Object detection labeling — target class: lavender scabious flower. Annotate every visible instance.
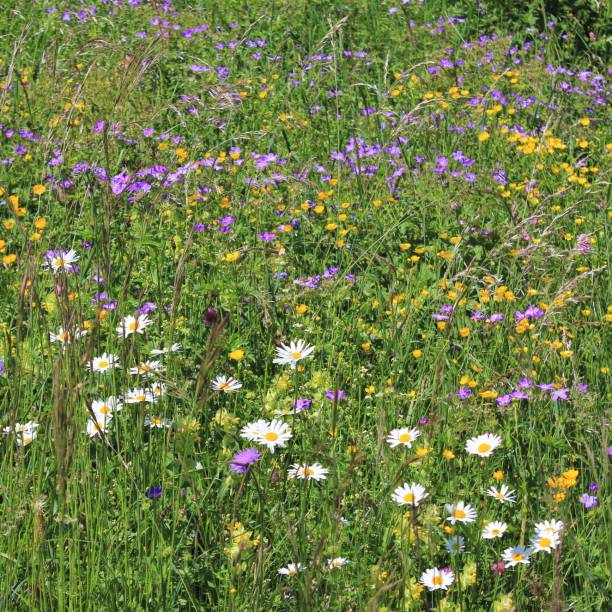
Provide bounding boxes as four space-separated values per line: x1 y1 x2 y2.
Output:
230 448 261 473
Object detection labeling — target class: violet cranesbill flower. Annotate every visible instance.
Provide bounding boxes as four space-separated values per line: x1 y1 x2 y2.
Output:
230 448 261 474
326 390 345 401
456 387 472 400
293 398 312 413
145 485 163 500
550 388 569 401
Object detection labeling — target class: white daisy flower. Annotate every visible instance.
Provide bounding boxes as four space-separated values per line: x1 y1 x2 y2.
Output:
150 343 181 355
530 531 560 553
145 416 172 429
502 545 532 567
3 421 39 446
445 501 477 524
327 557 349 570
50 326 87 346
87 353 120 373
250 419 292 452
419 567 455 591
272 339 315 369
150 382 167 397
123 388 156 404
288 463 328 481
391 482 428 506
86 414 112 438
386 427 420 448
128 360 163 377
239 419 269 441
482 521 508 539
211 375 242 392
465 433 502 457
278 563 305 576
486 484 517 504
116 314 152 338
444 536 465 555
534 519 564 536
91 397 122 419
46 248 79 272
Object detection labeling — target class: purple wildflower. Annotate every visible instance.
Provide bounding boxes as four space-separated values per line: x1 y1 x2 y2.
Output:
550 388 569 401
456 387 472 399
230 448 261 473
579 493 598 510
145 485 163 500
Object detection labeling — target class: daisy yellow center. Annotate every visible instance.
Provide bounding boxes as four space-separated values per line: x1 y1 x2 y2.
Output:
55 257 64 266
152 418 162 425
399 433 412 443
219 382 229 389
291 351 302 359
512 553 524 562
98 360 109 369
136 394 145 401
265 432 279 442
403 492 415 503
432 576 443 586
539 537 551 548
477 442 492 453
453 509 466 519
495 492 505 499
303 467 315 476
492 529 500 535
99 405 111 414
129 321 138 331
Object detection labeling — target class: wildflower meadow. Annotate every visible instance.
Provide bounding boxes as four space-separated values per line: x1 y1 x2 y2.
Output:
0 1 610 610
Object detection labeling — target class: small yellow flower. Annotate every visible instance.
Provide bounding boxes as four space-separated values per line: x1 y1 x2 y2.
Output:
493 470 504 480
228 349 245 361
34 217 47 230
224 251 240 263
459 327 470 338
415 447 431 457
479 390 498 399
295 304 308 315
365 385 376 394
442 449 455 460
412 349 423 359
478 131 490 142
3 253 17 265
33 184 46 196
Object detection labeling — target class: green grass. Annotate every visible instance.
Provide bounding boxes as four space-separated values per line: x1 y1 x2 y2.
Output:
0 1 610 610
